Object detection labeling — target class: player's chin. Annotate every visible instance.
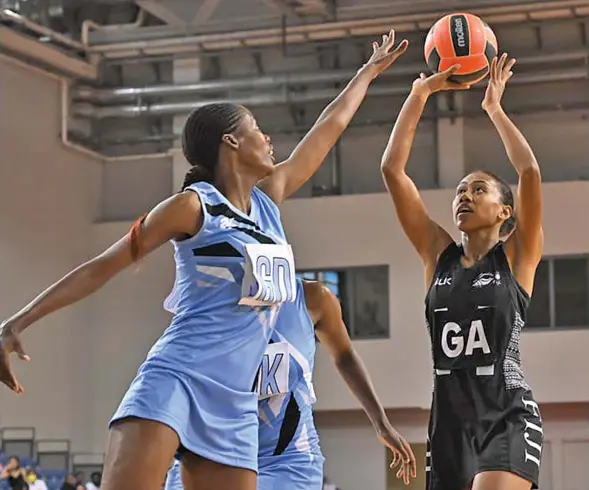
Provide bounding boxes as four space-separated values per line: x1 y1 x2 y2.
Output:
249 157 275 180
455 215 478 233
260 157 277 175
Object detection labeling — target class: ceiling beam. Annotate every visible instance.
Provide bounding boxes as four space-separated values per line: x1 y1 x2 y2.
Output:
262 0 301 19
192 0 223 25
135 0 186 26
263 0 329 18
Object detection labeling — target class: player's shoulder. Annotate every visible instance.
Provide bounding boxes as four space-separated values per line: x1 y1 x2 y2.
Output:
302 280 337 318
302 280 325 302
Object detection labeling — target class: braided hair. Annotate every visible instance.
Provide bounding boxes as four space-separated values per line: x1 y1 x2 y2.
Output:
181 103 246 190
129 103 246 262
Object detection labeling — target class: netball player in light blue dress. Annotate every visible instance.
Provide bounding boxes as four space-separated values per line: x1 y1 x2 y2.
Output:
0 31 408 490
165 279 417 490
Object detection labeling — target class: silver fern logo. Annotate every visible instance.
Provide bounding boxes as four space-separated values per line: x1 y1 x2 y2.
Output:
472 272 501 288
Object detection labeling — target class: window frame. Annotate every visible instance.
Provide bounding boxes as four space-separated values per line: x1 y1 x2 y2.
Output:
525 254 589 332
296 265 390 340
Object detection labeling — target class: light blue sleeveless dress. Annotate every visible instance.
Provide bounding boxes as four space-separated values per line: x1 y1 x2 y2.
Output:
256 279 324 489
165 280 324 490
110 182 297 472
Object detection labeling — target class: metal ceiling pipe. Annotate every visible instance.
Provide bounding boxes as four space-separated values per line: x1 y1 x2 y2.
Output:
73 68 589 119
84 0 589 58
73 85 409 119
0 8 85 51
97 99 589 146
73 49 589 103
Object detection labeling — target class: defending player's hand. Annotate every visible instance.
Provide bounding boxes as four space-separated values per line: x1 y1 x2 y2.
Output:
482 53 516 114
0 320 29 394
361 29 409 79
411 65 472 99
377 426 417 485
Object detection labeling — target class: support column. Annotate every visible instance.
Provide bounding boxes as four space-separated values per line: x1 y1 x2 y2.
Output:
172 58 201 192
436 92 465 188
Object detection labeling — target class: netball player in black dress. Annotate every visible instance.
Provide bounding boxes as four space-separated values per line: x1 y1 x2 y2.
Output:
381 55 544 490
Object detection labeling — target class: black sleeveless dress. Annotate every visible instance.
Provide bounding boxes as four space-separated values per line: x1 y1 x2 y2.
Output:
424 242 543 490
7 473 28 490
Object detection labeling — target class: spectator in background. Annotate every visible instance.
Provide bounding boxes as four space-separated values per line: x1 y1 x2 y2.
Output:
73 474 84 489
60 474 83 490
0 457 27 490
25 469 47 490
85 473 100 490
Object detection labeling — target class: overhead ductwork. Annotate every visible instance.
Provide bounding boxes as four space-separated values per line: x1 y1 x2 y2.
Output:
73 68 589 119
94 98 589 148
0 9 97 80
85 0 589 59
73 49 589 103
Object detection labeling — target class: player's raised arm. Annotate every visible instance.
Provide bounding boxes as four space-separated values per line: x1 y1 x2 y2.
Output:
482 54 543 295
380 67 469 280
258 30 408 204
0 191 202 393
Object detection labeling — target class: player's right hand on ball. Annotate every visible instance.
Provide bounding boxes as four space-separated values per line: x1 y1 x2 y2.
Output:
0 320 29 394
412 64 471 99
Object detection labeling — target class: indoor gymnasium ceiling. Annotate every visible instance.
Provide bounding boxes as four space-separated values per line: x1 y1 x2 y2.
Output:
132 0 582 30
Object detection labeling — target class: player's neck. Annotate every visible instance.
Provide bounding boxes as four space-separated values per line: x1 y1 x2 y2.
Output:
460 230 500 264
215 164 259 215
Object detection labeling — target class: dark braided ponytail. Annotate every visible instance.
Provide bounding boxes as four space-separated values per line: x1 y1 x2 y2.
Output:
181 103 246 191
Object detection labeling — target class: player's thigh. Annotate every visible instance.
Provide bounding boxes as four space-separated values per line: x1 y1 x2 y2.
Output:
102 417 180 490
180 452 256 490
472 470 532 490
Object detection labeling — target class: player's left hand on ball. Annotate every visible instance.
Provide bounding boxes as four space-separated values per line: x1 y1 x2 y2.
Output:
377 426 417 485
482 53 516 113
362 29 409 79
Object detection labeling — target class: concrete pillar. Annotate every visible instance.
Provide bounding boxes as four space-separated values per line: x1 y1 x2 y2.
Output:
436 92 465 189
172 58 201 192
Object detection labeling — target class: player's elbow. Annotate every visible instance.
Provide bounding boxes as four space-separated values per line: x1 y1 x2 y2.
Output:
512 150 540 177
380 155 407 178
334 348 357 369
519 160 541 180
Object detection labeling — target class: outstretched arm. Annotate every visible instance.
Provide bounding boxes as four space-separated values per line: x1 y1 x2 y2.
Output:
259 30 408 204
304 281 416 485
482 55 543 294
380 67 467 283
0 191 203 393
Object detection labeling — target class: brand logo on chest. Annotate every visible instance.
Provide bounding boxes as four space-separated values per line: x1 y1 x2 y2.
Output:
472 271 501 288
219 216 238 229
434 275 452 287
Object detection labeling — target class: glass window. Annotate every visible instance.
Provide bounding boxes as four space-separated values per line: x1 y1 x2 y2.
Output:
297 266 389 339
346 266 389 339
553 257 589 327
527 260 550 328
526 256 589 331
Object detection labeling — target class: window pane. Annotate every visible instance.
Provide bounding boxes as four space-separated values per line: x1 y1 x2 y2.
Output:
554 257 589 327
346 266 389 339
322 271 339 284
527 260 550 328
